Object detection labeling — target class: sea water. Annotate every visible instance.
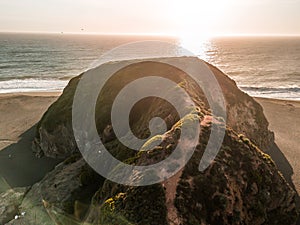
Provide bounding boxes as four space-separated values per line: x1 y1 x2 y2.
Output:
0 33 299 100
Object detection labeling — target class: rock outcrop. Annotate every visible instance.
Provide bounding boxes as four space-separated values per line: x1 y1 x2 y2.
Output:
0 187 29 225
33 57 273 159
2 155 102 225
22 57 298 224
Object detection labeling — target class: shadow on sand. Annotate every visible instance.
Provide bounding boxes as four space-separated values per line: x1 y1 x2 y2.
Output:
268 142 300 224
0 125 62 191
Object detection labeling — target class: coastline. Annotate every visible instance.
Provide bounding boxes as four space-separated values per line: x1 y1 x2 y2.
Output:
0 92 299 197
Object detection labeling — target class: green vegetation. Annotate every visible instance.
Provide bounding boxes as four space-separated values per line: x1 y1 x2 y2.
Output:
140 135 164 152
92 184 168 225
97 196 133 225
174 126 298 224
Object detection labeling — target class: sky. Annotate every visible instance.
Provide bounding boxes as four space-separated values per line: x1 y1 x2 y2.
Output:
0 0 300 37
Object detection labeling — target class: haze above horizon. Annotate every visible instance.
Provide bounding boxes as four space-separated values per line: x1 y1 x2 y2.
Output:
0 0 300 37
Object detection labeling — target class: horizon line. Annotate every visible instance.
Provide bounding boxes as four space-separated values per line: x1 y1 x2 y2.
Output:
0 31 176 37
1 30 300 38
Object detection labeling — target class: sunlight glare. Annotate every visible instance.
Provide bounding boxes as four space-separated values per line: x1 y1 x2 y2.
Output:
170 0 228 35
168 0 228 58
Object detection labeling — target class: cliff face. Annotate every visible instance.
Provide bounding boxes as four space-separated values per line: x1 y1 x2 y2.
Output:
207 64 274 151
23 57 298 224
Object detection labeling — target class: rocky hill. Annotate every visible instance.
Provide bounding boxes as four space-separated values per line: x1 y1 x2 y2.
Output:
1 57 298 224
33 58 274 159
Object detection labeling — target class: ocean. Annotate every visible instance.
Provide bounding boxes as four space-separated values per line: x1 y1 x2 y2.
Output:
0 33 299 100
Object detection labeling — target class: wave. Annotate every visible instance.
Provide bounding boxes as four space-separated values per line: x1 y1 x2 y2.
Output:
0 75 70 81
239 86 300 100
0 78 68 93
0 78 298 101
240 86 300 93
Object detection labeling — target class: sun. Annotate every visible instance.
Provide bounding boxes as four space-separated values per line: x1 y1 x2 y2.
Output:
165 0 229 56
168 0 229 38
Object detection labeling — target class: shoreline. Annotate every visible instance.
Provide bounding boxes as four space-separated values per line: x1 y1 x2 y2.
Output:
1 91 299 102
0 92 299 196
1 91 299 101
255 96 300 104
0 91 62 98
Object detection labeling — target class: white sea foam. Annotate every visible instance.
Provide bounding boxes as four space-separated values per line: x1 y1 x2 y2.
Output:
0 78 68 93
239 86 300 100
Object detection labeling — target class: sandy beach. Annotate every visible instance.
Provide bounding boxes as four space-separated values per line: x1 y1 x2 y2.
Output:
256 97 300 196
0 92 61 149
0 93 299 198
